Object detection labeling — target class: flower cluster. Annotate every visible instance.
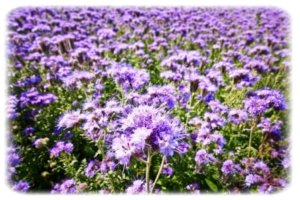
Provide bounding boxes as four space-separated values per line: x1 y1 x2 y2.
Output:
20 88 58 108
112 105 188 165
51 179 78 194
7 7 289 194
50 141 73 157
107 63 150 92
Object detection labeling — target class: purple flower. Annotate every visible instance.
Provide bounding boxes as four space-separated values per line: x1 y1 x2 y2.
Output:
85 160 101 177
229 68 259 89
113 105 186 164
162 165 173 175
186 183 200 194
245 174 261 186
254 161 269 173
258 184 273 194
204 112 226 129
243 97 267 116
244 89 287 115
50 141 73 157
107 63 149 92
208 100 228 114
126 180 147 194
20 88 57 108
130 127 152 150
196 127 213 145
146 85 177 109
195 149 216 167
256 89 287 110
112 135 134 165
62 70 95 89
24 126 34 136
228 109 248 124
57 110 85 129
12 181 30 192
206 69 224 86
51 179 77 194
221 160 241 175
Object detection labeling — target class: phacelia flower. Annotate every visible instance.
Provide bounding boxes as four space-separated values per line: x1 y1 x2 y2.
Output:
50 141 73 157
186 183 200 194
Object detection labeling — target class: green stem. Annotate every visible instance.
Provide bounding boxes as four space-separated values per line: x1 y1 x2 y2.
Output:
146 149 152 194
150 156 165 194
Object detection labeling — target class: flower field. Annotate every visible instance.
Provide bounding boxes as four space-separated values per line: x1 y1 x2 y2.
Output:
6 7 290 194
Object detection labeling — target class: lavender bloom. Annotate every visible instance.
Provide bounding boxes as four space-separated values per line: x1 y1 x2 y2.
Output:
130 127 152 150
228 109 248 124
126 180 147 194
250 45 270 55
112 135 134 165
255 89 287 110
162 165 173 175
160 70 183 81
258 184 274 194
244 60 269 73
186 183 200 194
245 174 261 186
57 110 85 129
107 63 150 92
61 70 95 89
85 160 101 177
146 85 177 109
20 88 58 108
213 61 234 73
229 68 259 89
7 95 18 119
258 117 282 136
254 161 269 173
112 105 186 164
206 69 224 86
243 97 267 116
12 181 30 192
24 126 34 136
221 160 241 175
204 112 226 129
244 89 287 115
97 28 116 40
195 127 213 145
51 179 77 194
50 141 73 157
208 100 228 114
195 149 216 167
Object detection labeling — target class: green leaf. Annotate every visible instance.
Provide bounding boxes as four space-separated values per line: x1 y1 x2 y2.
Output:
205 178 218 192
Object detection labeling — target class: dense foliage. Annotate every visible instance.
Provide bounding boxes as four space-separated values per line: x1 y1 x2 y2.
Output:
6 7 290 194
